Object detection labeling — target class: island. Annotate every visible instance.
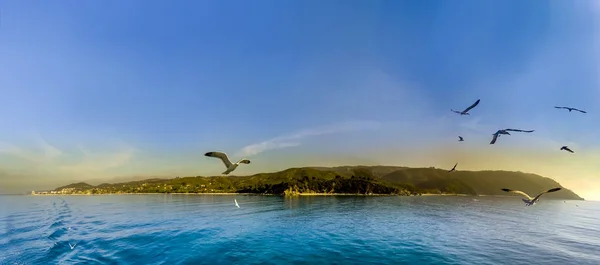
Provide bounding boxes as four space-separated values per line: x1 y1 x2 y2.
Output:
33 166 584 200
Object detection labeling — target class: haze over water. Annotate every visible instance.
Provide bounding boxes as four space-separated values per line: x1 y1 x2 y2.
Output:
1 195 599 265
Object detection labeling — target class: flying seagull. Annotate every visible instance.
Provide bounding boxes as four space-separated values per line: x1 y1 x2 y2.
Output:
501 187 562 206
458 136 464 142
68 242 77 250
489 128 534 144
451 99 480 115
234 199 240 208
205 151 251 175
560 146 574 153
448 163 457 173
554 106 586 113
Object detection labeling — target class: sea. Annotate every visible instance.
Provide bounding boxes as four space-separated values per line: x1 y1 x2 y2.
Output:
0 194 599 265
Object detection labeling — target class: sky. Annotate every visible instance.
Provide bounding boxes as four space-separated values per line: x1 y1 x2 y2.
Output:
1 0 599 200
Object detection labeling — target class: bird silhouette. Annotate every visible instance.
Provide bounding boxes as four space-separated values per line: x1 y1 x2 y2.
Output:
490 128 534 144
554 106 586 113
448 163 458 173
451 99 480 115
560 146 574 153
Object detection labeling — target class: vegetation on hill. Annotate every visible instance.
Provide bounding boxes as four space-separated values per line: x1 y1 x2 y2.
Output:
44 166 583 200
380 167 582 199
55 182 95 190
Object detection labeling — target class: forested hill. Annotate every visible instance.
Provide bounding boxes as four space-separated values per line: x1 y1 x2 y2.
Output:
372 166 583 200
48 166 583 200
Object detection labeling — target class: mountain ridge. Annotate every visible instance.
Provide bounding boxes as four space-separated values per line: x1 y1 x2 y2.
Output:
46 165 583 200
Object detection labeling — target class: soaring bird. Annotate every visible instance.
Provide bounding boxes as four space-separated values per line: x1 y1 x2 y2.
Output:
489 128 534 144
554 106 586 113
501 187 562 206
458 136 464 142
448 163 458 173
451 99 480 115
205 151 251 175
560 146 574 153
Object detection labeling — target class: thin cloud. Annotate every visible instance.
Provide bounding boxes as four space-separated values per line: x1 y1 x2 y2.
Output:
58 147 135 173
0 135 135 175
34 134 63 160
236 120 381 157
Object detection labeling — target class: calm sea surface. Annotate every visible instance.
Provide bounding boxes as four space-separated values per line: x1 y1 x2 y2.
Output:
1 195 599 265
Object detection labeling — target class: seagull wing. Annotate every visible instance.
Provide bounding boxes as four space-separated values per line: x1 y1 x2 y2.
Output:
554 106 566 110
237 159 251 164
234 199 240 208
566 147 574 153
459 136 463 141
205 151 233 168
450 109 461 114
490 133 499 144
573 108 587 113
532 187 561 202
501 188 533 200
505 129 534 133
462 99 481 113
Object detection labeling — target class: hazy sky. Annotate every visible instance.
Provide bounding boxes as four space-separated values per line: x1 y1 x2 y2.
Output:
1 1 599 200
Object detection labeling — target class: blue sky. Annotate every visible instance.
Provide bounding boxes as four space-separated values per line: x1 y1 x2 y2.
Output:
1 1 600 199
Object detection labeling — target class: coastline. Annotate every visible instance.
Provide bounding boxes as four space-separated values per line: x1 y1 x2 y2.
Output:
30 192 470 197
31 192 256 196
25 192 585 201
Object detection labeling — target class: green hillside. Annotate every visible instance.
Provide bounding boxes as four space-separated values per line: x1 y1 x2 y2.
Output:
310 165 408 178
47 166 584 200
379 167 582 200
55 182 95 190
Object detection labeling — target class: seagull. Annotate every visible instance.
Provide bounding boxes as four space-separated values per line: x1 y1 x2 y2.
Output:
501 187 561 206
458 136 464 142
554 106 586 113
489 128 534 144
68 242 77 250
448 163 457 173
560 146 574 153
451 99 480 115
234 199 240 208
204 151 251 175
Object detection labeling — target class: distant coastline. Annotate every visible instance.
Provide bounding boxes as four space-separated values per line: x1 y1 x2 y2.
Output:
29 192 478 197
35 165 585 200
30 192 413 196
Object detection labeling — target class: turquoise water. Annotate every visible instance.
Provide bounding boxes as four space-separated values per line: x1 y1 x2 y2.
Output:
1 195 599 265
